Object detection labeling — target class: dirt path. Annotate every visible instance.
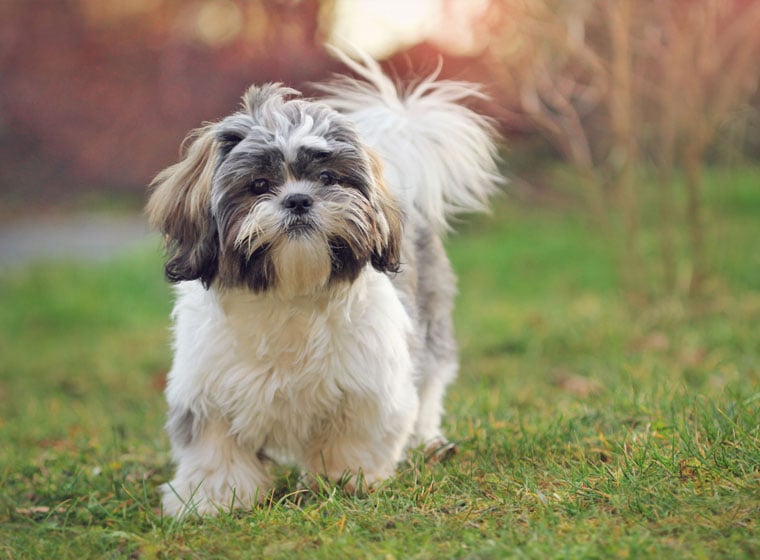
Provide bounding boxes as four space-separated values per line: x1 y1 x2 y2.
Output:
0 213 153 268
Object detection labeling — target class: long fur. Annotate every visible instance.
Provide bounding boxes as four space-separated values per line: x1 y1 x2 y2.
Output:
148 50 502 517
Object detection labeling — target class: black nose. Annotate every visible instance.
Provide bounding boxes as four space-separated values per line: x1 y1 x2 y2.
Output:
282 193 313 215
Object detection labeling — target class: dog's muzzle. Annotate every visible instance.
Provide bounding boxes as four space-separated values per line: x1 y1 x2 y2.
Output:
282 193 315 234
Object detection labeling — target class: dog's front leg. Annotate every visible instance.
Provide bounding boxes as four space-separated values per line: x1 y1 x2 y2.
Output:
162 413 270 517
303 392 419 493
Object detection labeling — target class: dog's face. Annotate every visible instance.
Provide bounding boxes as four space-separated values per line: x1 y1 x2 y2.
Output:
147 84 401 296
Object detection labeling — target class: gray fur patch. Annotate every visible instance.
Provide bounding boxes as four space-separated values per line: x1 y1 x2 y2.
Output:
166 406 204 448
391 217 459 382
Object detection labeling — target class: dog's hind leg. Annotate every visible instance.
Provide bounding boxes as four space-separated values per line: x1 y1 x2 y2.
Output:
412 358 459 461
408 230 460 461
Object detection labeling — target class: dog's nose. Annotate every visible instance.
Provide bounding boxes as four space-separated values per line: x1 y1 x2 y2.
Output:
282 193 313 215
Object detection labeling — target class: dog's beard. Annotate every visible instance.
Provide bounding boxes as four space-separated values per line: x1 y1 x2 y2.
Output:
270 236 332 297
223 187 377 297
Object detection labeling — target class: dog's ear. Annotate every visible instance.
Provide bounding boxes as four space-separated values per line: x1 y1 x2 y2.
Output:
146 125 220 287
367 152 403 273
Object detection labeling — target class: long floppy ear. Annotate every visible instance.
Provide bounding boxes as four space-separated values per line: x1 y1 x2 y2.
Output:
367 151 403 273
146 124 220 287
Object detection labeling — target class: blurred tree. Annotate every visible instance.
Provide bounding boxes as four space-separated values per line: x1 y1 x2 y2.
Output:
648 0 760 296
481 0 760 299
482 0 642 291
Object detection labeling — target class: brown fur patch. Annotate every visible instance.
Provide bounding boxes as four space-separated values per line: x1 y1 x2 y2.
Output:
368 150 402 273
146 125 220 286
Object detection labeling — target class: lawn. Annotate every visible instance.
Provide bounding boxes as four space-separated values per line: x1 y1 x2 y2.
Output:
1 166 758 559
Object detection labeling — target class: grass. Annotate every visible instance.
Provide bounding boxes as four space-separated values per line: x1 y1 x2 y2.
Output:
1 166 758 559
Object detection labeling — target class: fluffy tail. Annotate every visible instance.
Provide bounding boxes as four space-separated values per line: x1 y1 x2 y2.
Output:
316 47 503 232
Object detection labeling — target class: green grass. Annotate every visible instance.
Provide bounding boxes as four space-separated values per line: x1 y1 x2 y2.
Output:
1 167 759 559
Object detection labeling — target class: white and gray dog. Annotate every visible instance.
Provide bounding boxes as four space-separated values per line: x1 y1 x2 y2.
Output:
147 51 501 516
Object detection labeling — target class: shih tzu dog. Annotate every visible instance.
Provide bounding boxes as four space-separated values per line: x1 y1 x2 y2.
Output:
147 50 501 517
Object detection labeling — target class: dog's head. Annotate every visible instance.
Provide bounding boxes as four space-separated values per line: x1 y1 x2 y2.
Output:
147 84 402 297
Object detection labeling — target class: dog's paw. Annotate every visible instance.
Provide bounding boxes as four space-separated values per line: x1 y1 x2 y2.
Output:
424 439 459 463
161 482 218 518
161 480 263 518
300 468 384 497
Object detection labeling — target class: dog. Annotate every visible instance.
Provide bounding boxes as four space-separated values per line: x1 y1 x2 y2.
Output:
147 50 501 517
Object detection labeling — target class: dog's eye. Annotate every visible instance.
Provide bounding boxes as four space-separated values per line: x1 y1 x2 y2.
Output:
250 178 271 194
318 171 337 186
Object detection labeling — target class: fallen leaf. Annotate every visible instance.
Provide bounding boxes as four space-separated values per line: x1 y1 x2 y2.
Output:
552 369 602 397
15 506 67 515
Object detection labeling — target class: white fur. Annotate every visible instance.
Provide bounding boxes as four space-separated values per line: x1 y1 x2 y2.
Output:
163 272 418 515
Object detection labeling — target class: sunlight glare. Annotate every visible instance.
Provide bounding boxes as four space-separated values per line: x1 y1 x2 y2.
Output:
329 0 439 58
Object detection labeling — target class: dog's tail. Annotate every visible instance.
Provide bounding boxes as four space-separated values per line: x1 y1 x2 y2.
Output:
317 47 503 232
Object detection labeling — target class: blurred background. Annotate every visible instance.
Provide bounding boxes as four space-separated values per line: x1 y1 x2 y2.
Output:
1 0 759 297
3 3 760 552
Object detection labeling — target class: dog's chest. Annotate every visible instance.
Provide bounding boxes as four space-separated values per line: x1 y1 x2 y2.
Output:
218 292 372 444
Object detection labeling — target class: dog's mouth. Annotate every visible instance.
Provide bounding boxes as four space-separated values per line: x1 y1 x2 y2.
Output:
285 218 315 236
